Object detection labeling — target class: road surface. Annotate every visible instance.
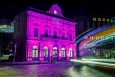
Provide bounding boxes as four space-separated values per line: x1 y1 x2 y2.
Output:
0 62 115 77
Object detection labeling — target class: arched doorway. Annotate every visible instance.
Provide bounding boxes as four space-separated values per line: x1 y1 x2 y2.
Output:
61 47 66 61
43 46 49 61
69 48 73 58
53 47 58 61
32 46 38 61
61 48 66 57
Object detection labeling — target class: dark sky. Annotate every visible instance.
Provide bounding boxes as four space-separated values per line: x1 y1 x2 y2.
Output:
0 0 115 19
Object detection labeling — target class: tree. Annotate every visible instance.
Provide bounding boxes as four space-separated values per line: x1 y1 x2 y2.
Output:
1 33 14 55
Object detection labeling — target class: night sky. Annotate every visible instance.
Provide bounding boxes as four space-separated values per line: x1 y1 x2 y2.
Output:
0 0 115 19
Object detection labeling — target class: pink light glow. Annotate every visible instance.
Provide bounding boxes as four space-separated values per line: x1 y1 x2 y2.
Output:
15 44 17 52
47 4 63 17
25 4 77 61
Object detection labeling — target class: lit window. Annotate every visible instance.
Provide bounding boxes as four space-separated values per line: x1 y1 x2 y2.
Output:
114 20 115 22
98 18 101 21
69 48 73 57
107 19 109 22
102 18 105 21
32 50 35 57
53 47 57 57
111 19 113 22
34 28 38 37
61 48 65 57
93 18 96 21
32 46 38 57
36 50 38 57
44 46 48 57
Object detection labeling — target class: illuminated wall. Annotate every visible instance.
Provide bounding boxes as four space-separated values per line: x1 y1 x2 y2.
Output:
14 4 77 61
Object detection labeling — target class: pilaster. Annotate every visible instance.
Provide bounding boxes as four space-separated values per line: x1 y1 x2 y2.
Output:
58 44 61 60
40 43 43 60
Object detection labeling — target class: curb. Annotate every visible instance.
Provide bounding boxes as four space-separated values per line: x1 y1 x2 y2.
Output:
0 62 56 65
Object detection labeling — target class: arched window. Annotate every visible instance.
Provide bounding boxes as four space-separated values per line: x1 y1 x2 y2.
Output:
53 47 57 57
69 48 73 57
44 46 48 57
32 46 38 57
61 48 65 57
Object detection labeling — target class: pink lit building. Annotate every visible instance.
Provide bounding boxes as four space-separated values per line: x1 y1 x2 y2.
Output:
14 4 77 61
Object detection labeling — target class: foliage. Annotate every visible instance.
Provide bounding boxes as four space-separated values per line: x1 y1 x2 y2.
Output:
1 33 14 55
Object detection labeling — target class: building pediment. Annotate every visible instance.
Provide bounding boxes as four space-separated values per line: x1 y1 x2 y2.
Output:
47 4 64 17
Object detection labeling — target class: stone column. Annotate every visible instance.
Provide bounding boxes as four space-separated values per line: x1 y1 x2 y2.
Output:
27 42 32 61
50 44 53 61
58 44 61 61
38 42 40 61
40 43 43 61
74 44 76 58
66 45 69 60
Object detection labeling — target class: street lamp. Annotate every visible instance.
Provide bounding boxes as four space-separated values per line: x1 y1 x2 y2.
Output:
14 44 17 63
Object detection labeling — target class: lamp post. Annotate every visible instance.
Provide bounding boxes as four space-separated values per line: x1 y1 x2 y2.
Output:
14 44 17 63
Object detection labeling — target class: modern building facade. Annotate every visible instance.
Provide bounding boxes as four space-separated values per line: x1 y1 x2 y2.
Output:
74 16 115 58
78 25 115 59
14 4 77 61
74 16 115 36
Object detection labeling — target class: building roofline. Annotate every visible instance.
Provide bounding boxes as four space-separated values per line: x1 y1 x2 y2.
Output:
75 15 113 18
27 7 76 23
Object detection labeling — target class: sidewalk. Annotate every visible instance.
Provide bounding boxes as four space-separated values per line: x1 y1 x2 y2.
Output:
0 61 56 65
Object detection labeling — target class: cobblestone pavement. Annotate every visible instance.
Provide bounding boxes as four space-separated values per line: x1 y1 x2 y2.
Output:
0 62 115 77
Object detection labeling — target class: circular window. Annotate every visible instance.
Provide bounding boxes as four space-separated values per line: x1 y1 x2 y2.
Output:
54 10 57 14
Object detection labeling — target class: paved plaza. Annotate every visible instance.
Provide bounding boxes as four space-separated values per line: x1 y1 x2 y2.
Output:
0 62 115 77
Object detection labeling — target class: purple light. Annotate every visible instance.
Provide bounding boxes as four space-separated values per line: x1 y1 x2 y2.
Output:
15 44 17 52
79 25 115 49
25 4 77 61
47 4 63 17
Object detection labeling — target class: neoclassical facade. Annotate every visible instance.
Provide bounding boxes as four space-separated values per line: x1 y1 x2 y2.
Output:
14 4 77 61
